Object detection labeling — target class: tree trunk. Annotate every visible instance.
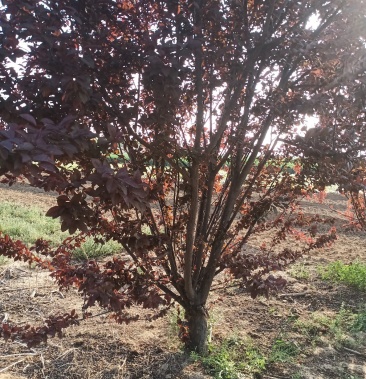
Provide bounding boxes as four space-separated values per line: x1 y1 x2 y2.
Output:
186 305 209 354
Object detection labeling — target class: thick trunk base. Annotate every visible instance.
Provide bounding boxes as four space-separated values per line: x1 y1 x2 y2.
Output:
186 306 209 354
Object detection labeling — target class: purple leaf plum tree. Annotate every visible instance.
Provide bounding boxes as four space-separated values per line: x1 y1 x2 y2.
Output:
0 0 366 353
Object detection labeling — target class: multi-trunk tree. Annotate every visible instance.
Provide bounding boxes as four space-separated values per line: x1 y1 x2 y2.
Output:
0 0 366 353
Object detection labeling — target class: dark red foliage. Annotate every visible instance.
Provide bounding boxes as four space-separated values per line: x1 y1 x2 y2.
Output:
0 311 79 348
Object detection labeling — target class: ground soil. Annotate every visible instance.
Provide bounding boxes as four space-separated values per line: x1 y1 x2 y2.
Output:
0 183 365 379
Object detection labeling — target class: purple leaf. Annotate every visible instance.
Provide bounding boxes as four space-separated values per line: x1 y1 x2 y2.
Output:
20 114 37 126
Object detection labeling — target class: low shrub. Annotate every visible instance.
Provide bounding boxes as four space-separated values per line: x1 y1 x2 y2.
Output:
321 261 366 290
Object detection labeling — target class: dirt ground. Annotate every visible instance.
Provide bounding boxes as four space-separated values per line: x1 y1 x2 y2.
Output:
0 183 365 379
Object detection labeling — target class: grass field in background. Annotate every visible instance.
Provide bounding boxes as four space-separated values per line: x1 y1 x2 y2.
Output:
0 201 121 260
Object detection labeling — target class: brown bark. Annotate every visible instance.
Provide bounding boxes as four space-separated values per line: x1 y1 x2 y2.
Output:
186 305 209 354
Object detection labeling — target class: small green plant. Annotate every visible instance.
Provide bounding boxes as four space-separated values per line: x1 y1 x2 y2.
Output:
291 372 304 379
294 305 366 349
351 308 366 332
191 337 267 379
73 236 121 260
269 337 299 363
0 256 7 266
289 263 310 280
168 306 182 336
295 313 330 343
240 341 267 374
330 306 357 347
167 305 187 349
320 261 366 290
191 342 237 379
269 307 278 315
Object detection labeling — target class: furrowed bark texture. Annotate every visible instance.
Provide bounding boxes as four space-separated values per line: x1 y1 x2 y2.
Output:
186 306 209 354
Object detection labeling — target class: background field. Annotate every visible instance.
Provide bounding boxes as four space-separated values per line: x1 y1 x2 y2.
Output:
0 183 365 379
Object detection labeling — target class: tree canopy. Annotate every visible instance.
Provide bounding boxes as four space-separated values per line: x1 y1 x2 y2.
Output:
0 0 366 352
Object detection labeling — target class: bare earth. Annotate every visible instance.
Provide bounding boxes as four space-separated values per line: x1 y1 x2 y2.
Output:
0 184 365 379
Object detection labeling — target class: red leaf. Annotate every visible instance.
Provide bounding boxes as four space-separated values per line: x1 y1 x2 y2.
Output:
46 206 62 218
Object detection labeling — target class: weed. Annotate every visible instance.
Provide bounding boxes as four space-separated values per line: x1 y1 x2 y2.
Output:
269 337 299 363
168 306 182 336
291 372 304 379
191 337 267 379
320 261 366 290
294 313 329 343
289 263 310 280
330 306 357 347
167 305 187 349
240 341 267 374
294 305 366 349
73 236 121 260
191 343 237 379
322 305 366 348
351 308 366 332
269 307 278 315
0 256 7 266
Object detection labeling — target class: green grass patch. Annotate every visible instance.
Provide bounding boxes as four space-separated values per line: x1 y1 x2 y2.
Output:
289 263 310 280
240 340 267 374
0 201 67 246
269 337 299 363
191 337 267 379
73 236 122 260
294 313 330 343
0 201 120 261
295 305 366 348
192 335 301 378
320 261 366 291
351 308 366 332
